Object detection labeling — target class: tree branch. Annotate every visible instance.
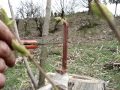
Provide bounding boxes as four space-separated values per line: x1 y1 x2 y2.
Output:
8 0 37 89
94 0 120 42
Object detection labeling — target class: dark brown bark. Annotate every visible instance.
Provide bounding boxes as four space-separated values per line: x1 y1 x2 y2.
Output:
34 18 43 37
88 0 92 14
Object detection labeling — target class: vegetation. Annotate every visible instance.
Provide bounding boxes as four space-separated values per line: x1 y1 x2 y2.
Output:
2 11 120 89
1 0 120 90
4 38 120 90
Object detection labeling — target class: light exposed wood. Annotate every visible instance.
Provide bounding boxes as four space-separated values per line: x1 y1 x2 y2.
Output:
40 73 106 90
69 75 106 90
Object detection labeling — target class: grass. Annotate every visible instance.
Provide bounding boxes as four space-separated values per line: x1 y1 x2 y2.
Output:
4 38 120 90
3 13 120 90
67 39 120 90
4 62 36 90
4 64 27 90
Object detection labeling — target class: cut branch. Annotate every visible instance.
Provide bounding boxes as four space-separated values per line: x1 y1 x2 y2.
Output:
8 0 58 89
8 0 37 89
8 0 20 40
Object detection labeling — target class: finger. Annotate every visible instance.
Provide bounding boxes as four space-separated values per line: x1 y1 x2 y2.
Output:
0 73 5 89
0 20 15 48
5 52 16 67
0 58 6 73
0 41 15 67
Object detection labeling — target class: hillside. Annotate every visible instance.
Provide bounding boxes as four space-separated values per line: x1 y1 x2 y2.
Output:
4 12 120 90
17 12 120 43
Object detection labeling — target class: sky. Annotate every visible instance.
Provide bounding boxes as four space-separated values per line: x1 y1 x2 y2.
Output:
0 0 120 17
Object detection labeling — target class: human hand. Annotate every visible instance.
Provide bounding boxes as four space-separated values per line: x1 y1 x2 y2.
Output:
0 20 16 88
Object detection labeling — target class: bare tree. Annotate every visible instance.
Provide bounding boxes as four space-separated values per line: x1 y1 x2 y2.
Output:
51 0 80 33
17 0 44 36
38 0 52 88
78 0 92 14
15 13 20 27
88 0 92 14
52 0 80 16
109 0 120 16
17 2 30 33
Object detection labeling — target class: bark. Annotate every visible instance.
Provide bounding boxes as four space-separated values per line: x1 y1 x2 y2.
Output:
88 0 92 14
8 0 20 40
38 0 52 88
24 20 28 32
16 19 19 27
114 2 118 17
34 18 43 37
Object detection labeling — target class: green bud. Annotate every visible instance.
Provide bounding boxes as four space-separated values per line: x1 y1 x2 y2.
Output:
55 17 62 22
55 17 68 25
12 39 30 56
0 8 14 27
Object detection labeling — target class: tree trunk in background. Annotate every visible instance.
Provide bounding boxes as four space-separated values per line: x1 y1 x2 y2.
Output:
38 0 51 88
114 2 118 17
16 19 19 27
24 20 28 32
34 18 43 37
88 0 92 14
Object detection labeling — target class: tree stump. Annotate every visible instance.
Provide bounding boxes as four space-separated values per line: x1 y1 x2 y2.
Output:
38 73 106 90
68 74 106 90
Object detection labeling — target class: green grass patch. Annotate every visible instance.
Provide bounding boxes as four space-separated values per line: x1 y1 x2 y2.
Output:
4 39 120 90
